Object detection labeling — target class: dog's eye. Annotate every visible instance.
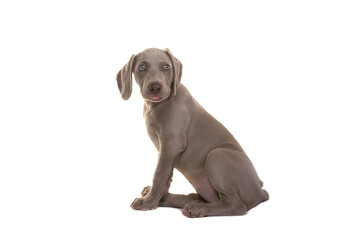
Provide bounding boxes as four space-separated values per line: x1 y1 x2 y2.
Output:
139 65 146 71
163 64 170 70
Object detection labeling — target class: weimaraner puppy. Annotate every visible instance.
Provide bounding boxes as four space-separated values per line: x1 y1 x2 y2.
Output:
116 48 269 217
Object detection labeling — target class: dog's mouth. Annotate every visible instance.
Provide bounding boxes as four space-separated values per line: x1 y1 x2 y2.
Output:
150 96 161 101
145 93 165 102
142 85 170 102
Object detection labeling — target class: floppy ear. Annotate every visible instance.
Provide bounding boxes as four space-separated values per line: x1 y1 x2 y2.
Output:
165 48 183 96
116 54 136 100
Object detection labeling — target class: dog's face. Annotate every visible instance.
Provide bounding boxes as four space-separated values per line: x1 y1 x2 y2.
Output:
117 48 182 102
134 49 172 102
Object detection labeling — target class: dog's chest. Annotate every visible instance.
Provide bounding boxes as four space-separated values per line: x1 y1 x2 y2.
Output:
144 120 160 150
143 103 180 151
143 106 163 150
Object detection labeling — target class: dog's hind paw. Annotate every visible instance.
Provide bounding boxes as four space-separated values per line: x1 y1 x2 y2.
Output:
141 186 152 197
182 203 206 218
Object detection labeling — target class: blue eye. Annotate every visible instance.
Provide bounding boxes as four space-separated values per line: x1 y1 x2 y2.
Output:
163 64 170 70
139 65 146 71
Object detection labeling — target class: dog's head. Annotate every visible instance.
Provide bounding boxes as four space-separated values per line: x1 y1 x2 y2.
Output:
116 48 182 102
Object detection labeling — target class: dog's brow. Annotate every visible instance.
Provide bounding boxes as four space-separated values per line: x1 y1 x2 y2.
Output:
137 58 151 63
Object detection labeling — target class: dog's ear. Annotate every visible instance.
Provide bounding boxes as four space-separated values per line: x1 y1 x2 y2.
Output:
116 54 136 100
165 48 182 96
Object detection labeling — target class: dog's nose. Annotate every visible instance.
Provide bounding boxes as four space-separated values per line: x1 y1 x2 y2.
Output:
149 82 162 94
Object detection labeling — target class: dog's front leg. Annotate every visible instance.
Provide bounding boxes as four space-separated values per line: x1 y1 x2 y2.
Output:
130 140 183 211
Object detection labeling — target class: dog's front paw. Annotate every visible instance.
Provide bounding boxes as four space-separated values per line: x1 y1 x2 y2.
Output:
130 196 158 211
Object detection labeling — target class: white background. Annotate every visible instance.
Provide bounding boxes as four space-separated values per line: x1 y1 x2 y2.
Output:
1 0 359 239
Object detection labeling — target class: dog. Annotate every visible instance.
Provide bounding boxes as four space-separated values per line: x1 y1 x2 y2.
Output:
116 48 269 217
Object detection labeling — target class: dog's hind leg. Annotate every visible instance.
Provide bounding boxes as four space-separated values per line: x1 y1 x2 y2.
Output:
141 186 204 209
182 148 268 217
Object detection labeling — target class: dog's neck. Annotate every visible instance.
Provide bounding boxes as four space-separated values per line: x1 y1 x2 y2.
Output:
143 96 172 116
